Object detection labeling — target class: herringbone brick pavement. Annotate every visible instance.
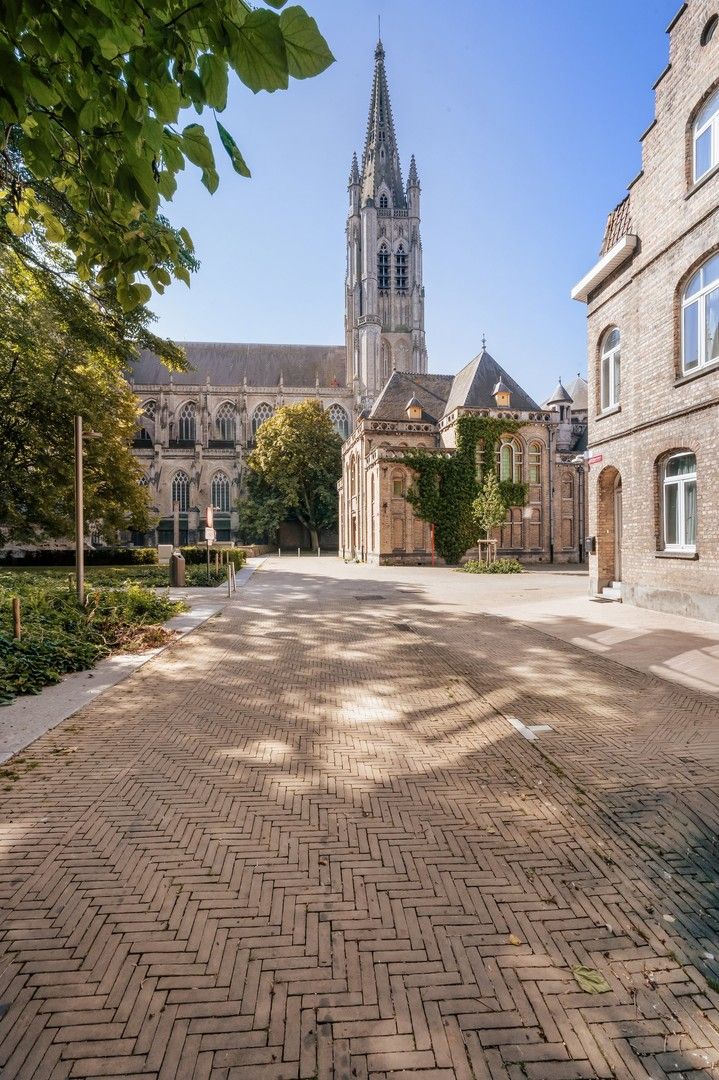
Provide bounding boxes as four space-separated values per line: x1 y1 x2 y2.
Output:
1 561 718 1079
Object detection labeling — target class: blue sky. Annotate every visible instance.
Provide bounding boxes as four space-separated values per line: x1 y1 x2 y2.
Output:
149 0 679 402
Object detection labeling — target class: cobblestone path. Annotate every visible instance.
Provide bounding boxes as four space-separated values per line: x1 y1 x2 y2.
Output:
1 562 718 1079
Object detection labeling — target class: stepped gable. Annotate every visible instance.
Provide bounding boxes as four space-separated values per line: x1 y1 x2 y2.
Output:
369 371 453 423
132 341 347 388
443 348 541 416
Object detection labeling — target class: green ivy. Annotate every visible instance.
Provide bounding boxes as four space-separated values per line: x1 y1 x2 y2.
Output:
403 413 527 564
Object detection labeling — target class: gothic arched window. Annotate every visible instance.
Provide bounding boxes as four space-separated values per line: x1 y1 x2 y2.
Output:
212 471 231 512
172 470 190 512
328 404 350 439
395 244 408 292
379 194 388 209
215 401 236 441
528 442 542 484
252 402 273 436
138 400 156 442
378 244 390 293
178 402 196 442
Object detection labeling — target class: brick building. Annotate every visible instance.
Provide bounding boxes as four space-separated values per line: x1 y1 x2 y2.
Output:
338 353 588 565
572 1 719 620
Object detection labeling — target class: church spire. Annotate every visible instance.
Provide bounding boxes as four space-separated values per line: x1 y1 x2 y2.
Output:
348 150 360 186
361 40 405 207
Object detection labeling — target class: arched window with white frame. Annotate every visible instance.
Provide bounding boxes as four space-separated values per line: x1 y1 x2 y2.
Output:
600 328 621 411
252 402 273 436
662 452 697 552
693 88 719 182
528 442 542 484
178 402 196 442
172 470 190 512
497 437 522 484
328 403 350 439
682 253 719 372
215 402 236 442
211 471 231 512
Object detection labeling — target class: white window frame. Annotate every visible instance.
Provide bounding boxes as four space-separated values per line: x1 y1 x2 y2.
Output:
662 453 697 553
600 328 621 411
681 255 719 373
693 89 719 183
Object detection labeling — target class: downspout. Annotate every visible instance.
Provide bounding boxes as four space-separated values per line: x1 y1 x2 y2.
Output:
548 424 555 564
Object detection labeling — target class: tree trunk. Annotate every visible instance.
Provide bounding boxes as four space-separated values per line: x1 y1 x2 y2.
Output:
309 527 319 552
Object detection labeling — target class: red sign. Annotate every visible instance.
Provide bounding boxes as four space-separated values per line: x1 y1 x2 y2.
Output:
587 454 603 465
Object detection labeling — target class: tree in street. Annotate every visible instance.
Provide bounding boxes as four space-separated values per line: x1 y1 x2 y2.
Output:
472 469 508 562
244 399 342 550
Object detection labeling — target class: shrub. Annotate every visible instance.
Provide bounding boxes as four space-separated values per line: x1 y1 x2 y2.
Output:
0 580 184 704
460 558 524 574
179 546 246 569
0 546 158 566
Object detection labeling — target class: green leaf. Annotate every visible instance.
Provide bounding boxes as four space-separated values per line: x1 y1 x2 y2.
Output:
216 120 251 178
279 6 335 79
181 123 215 170
229 10 288 93
199 53 228 111
572 966 611 994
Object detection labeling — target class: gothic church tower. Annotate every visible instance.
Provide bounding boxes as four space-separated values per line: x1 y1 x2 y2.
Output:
345 41 427 408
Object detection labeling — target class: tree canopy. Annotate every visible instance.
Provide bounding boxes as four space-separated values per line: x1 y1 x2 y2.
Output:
0 244 154 541
0 1 333 307
472 470 507 548
244 399 342 550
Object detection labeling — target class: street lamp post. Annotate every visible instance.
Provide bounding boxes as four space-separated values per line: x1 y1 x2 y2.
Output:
571 454 588 564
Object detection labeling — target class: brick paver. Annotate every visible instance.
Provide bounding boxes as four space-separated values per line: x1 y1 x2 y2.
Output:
1 560 718 1079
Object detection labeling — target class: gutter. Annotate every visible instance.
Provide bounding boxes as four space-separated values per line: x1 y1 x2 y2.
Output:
571 234 639 303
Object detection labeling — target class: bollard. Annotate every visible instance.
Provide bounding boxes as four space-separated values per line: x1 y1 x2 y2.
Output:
317 547 321 558
227 565 231 597
12 597 21 640
297 547 301 558
232 563 237 593
278 547 281 557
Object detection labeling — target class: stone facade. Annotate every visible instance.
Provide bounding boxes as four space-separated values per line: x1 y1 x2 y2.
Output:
338 355 588 565
128 42 427 546
573 0 719 620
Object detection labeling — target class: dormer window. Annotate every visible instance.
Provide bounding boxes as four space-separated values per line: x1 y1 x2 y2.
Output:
693 88 719 182
492 380 511 408
406 396 422 421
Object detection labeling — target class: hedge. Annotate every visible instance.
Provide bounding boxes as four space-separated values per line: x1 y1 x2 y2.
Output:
0 547 158 567
179 546 246 569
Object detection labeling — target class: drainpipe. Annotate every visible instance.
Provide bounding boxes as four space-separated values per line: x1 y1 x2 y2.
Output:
548 425 555 564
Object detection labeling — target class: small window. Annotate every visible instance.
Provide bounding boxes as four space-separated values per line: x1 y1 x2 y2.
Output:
395 244 408 292
701 14 718 45
682 253 719 373
215 402 236 441
172 470 190 512
392 475 404 497
252 402 273 436
378 244 390 292
693 88 719 182
178 402 196 442
662 453 697 551
379 194 388 209
600 328 621 411
211 471 231 513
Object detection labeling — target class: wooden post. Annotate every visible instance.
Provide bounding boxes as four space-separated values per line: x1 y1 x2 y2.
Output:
227 565 231 597
12 597 21 640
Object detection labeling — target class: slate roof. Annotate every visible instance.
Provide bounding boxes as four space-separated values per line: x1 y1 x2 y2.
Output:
546 379 573 406
442 349 541 416
565 375 588 412
130 342 347 388
369 372 454 423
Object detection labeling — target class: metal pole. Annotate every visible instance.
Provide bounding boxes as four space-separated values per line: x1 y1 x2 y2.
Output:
207 539 211 584
74 414 84 605
12 597 21 640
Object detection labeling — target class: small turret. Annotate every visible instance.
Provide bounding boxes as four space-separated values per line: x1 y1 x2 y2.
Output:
492 380 511 408
406 395 422 421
